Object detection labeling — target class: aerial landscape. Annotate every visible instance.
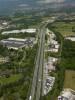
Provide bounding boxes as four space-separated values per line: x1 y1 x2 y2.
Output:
0 0 75 100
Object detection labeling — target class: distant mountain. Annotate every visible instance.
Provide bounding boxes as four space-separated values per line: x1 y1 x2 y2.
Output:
0 0 75 16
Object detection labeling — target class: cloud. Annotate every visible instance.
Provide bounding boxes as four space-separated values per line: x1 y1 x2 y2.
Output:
37 0 65 4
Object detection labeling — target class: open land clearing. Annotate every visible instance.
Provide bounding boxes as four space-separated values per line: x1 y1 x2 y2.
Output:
51 22 75 37
64 70 75 90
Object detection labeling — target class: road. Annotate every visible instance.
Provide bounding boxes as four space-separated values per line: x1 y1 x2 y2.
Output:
28 20 55 100
35 26 46 100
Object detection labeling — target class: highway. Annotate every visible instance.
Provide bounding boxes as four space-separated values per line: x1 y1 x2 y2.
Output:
35 26 46 100
28 19 55 100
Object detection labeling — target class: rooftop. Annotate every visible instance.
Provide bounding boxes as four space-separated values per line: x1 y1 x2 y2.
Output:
58 89 75 100
65 37 75 41
0 38 34 50
1 29 36 35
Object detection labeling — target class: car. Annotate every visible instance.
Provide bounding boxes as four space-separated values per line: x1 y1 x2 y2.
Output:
29 96 32 100
39 79 41 82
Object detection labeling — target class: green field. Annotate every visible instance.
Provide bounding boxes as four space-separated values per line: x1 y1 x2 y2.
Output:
0 74 22 85
51 22 75 37
64 70 75 90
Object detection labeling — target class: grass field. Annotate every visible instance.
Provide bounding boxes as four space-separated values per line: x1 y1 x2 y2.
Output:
0 74 23 85
64 70 75 90
51 22 75 37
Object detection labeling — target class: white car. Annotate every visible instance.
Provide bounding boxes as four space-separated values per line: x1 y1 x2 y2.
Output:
39 79 41 82
29 96 32 100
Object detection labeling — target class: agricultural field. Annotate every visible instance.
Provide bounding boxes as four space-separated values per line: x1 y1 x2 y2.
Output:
64 70 75 90
51 21 75 37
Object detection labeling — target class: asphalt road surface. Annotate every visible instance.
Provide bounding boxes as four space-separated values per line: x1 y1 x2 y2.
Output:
28 20 55 100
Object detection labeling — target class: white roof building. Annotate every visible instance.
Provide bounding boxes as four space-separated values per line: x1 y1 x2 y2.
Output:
45 48 59 53
47 57 58 71
48 57 58 63
55 44 60 49
65 37 75 41
58 89 75 100
2 22 8 26
43 76 55 95
1 29 36 35
62 91 72 100
51 40 58 45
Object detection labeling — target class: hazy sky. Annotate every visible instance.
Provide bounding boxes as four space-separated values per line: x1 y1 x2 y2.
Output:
0 0 74 15
36 0 65 4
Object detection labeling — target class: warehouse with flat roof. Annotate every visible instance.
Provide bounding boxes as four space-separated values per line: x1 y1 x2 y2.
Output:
0 38 34 50
1 29 36 35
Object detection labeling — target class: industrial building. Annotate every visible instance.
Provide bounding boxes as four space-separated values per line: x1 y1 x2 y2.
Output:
0 38 35 50
43 57 58 96
1 29 36 35
46 28 60 53
58 89 75 100
65 36 75 41
43 76 55 95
